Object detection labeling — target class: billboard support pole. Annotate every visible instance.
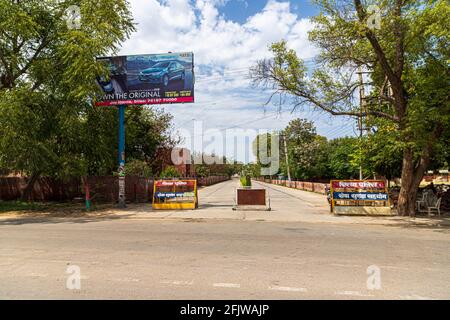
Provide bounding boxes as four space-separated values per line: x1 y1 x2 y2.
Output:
118 105 126 208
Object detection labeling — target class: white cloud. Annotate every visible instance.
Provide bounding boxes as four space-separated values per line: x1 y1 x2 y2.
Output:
121 0 317 66
119 0 330 162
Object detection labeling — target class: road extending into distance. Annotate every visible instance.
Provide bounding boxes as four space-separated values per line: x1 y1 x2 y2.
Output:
0 179 449 299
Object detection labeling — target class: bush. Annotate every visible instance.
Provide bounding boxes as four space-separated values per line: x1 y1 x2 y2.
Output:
160 166 181 178
195 165 210 178
124 159 152 178
240 175 252 187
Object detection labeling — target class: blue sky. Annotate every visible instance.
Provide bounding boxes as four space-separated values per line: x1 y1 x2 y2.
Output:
221 0 320 23
121 0 357 162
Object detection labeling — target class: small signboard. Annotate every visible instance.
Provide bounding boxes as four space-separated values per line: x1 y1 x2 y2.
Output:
152 180 198 210
331 181 385 190
333 192 389 201
330 180 392 216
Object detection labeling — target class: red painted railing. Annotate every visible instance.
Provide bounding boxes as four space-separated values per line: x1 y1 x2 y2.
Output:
254 178 327 195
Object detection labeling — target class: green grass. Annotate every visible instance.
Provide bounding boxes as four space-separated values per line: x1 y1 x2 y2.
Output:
0 200 129 216
0 201 48 213
0 201 85 214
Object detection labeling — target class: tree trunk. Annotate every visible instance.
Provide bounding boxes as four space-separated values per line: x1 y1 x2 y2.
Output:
397 147 429 217
20 172 41 201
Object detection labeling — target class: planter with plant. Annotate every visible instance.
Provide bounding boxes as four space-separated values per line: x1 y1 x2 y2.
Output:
240 175 252 188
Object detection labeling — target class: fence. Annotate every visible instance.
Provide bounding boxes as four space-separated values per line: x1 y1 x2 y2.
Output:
422 174 449 183
0 176 230 203
255 178 328 195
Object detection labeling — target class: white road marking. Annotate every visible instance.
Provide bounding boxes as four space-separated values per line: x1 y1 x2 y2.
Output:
398 294 435 300
379 265 409 271
335 291 374 297
28 273 48 278
330 263 362 268
213 283 241 288
272 261 306 265
268 286 307 293
161 280 194 286
112 278 140 283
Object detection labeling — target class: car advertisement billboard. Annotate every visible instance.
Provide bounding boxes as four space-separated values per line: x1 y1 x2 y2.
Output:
95 52 194 106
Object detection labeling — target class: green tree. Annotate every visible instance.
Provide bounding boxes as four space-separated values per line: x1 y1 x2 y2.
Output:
251 1 449 216
195 164 210 178
252 132 277 176
160 166 181 179
225 160 244 177
125 107 177 175
327 137 361 180
282 119 329 180
0 0 135 199
361 120 403 182
124 159 152 178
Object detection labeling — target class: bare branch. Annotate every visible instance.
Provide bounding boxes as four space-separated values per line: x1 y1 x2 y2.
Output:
12 35 50 84
353 0 407 117
353 0 399 86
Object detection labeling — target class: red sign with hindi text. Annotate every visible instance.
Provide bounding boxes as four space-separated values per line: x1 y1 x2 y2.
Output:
331 180 386 190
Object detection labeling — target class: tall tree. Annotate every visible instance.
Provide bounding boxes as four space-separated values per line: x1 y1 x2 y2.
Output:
282 119 327 180
251 0 449 216
125 107 178 175
327 137 361 180
0 0 135 198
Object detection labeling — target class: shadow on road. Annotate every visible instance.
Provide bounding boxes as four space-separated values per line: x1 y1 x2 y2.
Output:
0 203 146 226
375 216 450 234
0 213 138 226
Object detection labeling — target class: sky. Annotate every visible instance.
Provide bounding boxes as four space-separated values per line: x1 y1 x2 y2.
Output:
119 0 358 162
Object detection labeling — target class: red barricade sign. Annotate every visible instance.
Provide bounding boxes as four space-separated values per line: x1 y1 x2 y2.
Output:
332 180 385 190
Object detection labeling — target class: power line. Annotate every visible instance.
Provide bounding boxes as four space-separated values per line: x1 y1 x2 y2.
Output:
333 126 355 137
195 69 251 78
194 60 317 81
322 124 349 137
187 112 282 138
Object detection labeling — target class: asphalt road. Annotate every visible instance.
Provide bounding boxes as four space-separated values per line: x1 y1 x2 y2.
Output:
0 181 449 300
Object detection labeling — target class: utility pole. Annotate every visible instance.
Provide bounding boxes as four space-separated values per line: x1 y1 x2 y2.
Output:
357 67 366 181
282 133 292 182
118 105 126 208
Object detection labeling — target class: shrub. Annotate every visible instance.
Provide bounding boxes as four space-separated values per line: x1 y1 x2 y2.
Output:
124 159 152 178
240 175 252 187
160 166 181 178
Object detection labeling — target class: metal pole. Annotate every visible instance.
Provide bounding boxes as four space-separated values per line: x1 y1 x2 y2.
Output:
357 67 366 181
283 134 292 182
118 105 126 208
83 177 91 211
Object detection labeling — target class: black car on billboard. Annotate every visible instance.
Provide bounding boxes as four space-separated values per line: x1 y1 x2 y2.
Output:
138 60 185 87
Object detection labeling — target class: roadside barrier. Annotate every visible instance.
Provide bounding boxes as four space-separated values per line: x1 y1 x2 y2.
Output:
0 176 230 203
254 178 327 195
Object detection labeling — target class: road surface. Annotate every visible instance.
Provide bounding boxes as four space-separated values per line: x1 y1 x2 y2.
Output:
0 179 449 299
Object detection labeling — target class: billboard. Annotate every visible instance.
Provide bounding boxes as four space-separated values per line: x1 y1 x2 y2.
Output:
95 52 194 106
